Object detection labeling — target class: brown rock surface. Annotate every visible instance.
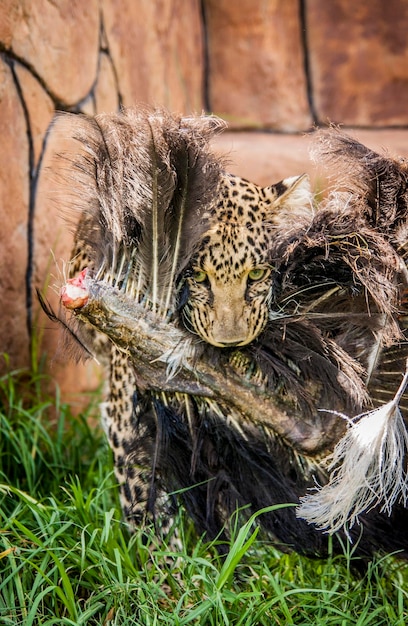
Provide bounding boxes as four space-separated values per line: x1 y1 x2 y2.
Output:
102 0 204 112
204 0 312 131
77 52 121 116
34 114 103 402
0 59 30 370
1 0 99 107
307 0 408 126
212 132 314 186
14 64 54 169
93 52 121 114
33 116 73 311
213 129 408 188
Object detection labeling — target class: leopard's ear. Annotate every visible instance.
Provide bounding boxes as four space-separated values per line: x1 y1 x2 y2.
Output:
263 174 313 223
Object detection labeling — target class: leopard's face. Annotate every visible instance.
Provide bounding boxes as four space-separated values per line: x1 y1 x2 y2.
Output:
181 173 312 347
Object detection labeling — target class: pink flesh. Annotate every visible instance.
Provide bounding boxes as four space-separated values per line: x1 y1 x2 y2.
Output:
60 268 89 309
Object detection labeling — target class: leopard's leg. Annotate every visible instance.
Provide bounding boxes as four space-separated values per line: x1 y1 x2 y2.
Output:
69 226 177 532
102 345 179 539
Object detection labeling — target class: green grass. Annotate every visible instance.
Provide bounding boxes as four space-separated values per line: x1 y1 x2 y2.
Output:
0 358 407 625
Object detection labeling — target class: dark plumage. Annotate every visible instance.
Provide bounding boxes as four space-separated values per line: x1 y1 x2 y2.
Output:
47 111 408 561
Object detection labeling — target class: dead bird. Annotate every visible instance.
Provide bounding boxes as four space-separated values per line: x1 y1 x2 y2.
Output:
42 108 408 559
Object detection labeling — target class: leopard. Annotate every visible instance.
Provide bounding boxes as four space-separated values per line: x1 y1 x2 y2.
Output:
55 109 408 559
69 167 314 544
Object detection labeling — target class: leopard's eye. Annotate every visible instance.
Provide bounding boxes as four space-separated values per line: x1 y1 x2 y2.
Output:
193 270 208 283
248 268 266 282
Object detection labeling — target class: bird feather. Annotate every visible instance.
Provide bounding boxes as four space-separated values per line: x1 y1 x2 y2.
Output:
297 363 408 536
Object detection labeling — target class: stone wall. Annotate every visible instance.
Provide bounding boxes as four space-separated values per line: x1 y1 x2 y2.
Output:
1 0 408 399
204 0 408 129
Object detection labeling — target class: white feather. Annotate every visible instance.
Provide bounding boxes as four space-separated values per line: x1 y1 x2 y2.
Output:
297 364 408 537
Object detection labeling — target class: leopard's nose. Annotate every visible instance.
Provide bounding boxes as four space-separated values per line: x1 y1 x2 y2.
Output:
211 293 249 346
211 317 248 347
